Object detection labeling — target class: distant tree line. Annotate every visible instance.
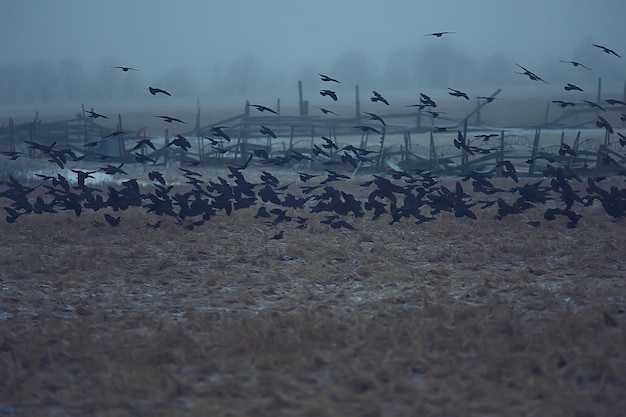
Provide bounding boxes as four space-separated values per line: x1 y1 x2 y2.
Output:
0 39 622 106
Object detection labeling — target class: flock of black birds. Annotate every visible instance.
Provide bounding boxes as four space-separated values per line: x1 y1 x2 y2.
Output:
2 37 626 237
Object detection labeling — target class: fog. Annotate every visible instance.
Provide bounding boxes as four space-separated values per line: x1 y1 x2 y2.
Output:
1 0 625 108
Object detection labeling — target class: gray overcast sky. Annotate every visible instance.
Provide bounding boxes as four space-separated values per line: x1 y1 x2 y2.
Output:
2 0 625 68
1 0 625 101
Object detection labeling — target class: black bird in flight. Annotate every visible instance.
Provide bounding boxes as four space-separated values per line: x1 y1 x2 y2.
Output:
270 230 284 240
314 106 338 115
474 133 499 142
209 126 231 141
155 115 186 124
0 151 24 160
552 100 576 108
111 66 141 72
320 89 338 101
496 160 519 183
559 60 591 70
353 125 382 135
260 125 277 138
425 31 454 37
102 130 125 139
104 213 121 227
319 73 340 83
476 96 502 103
605 98 626 106
148 86 171 96
515 63 548 83
363 111 386 126
133 138 156 151
371 90 389 105
564 83 583 92
419 93 437 108
582 100 606 112
596 116 614 134
448 88 469 100
592 44 621 58
423 110 446 118
167 134 192 151
84 109 108 119
250 104 278 114
321 136 339 150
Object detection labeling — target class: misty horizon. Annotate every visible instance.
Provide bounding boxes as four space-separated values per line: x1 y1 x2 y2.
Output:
2 0 625 109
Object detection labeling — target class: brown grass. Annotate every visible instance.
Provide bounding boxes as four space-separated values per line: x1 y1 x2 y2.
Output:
1 172 625 417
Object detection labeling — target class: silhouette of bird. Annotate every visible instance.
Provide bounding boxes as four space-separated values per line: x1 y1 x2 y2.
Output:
582 100 606 112
474 133 499 142
320 89 338 101
371 91 389 105
260 125 277 138
155 115 186 124
419 93 437 107
99 163 127 175
148 86 171 96
132 138 156 151
448 88 469 100
559 142 577 157
71 169 97 186
415 110 440 120
564 83 583 92
319 73 340 83
209 126 231 141
592 44 621 58
515 63 548 83
298 172 319 182
353 125 382 135
330 219 357 230
102 130 125 139
496 160 519 183
270 230 284 240
363 111 386 126
559 60 591 70
104 213 121 227
605 99 626 106
148 171 166 185
111 66 141 72
476 96 502 103
314 106 338 115
84 110 108 119
552 100 576 108
1 151 25 160
321 136 339 150
596 116 614 134
250 104 278 114
167 135 192 151
425 31 454 37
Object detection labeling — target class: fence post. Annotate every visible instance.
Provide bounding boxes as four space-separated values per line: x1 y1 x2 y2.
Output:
355 85 361 123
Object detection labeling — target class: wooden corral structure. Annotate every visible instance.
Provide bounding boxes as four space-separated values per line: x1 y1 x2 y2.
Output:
2 79 626 177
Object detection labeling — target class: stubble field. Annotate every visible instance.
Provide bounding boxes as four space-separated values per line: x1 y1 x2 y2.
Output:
1 96 626 416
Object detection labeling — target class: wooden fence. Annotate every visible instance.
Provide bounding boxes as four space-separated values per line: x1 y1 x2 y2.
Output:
2 79 626 177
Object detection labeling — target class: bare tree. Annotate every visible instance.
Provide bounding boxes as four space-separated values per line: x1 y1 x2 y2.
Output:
29 60 59 103
0 64 25 104
58 58 85 101
330 48 379 86
224 53 263 95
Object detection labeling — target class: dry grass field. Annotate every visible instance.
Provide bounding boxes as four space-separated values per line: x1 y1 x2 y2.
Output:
1 170 626 417
1 94 626 416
